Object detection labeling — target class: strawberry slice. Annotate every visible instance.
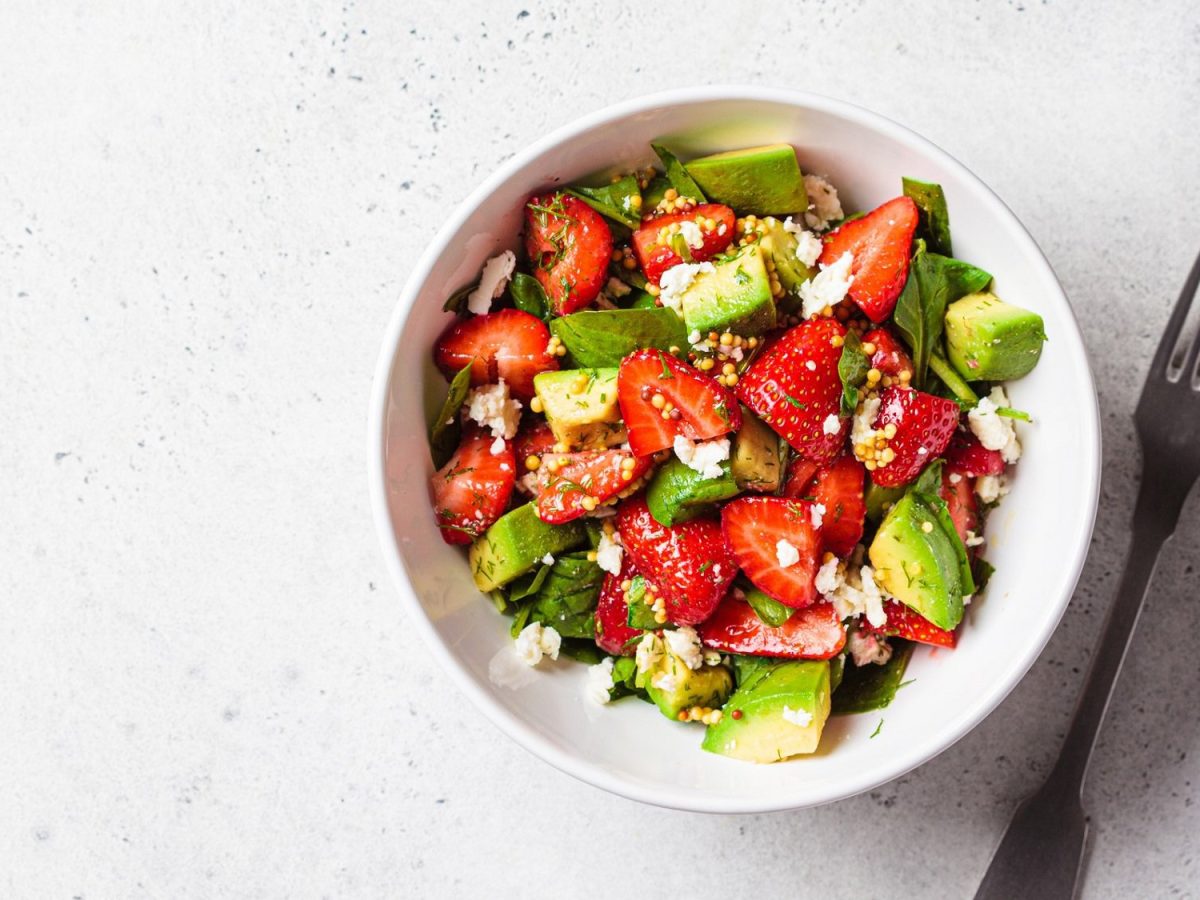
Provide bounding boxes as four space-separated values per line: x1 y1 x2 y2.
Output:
736 318 848 461
945 429 1005 477
869 386 961 488
429 426 516 545
698 596 845 660
513 419 557 463
434 308 558 401
523 192 613 314
616 348 740 457
808 456 866 557
721 496 822 609
594 557 643 656
781 457 821 497
939 469 978 544
535 449 653 524
872 600 957 648
819 196 919 322
861 327 913 377
632 203 736 285
615 497 736 626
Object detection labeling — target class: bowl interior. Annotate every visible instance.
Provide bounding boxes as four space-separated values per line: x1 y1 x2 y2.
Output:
372 90 1099 812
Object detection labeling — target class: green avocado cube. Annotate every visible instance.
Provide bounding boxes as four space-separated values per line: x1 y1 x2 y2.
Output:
468 503 587 592
702 660 831 762
684 144 808 215
729 408 782 492
944 291 1047 382
533 368 625 451
680 246 776 337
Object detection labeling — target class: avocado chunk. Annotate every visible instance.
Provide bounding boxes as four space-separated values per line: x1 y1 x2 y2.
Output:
702 660 831 762
863 477 907 523
868 492 969 631
754 216 815 313
944 292 1047 381
683 144 808 216
469 503 588 592
533 368 625 450
729 407 782 492
645 456 740 526
680 246 776 337
638 633 734 720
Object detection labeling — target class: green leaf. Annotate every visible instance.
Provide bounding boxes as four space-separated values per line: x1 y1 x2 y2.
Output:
558 639 606 664
831 640 914 714
442 281 476 315
731 655 780 692
642 173 673 211
567 174 643 230
524 552 606 639
974 558 996 592
549 308 688 368
608 654 649 701
902 177 953 256
892 241 992 387
837 329 870 417
910 460 944 497
744 586 795 628
609 261 649 292
428 362 473 468
928 350 978 407
996 406 1032 422
625 575 659 629
651 142 707 201
508 272 549 320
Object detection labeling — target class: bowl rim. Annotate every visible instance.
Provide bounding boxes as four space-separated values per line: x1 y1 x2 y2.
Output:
367 85 1102 813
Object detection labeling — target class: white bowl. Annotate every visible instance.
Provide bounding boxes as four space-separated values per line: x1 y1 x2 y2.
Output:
368 87 1100 812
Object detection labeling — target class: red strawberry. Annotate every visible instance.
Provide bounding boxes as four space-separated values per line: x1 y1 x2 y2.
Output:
434 308 557 401
523 192 613 314
698 596 845 660
721 496 822 609
869 386 960 487
873 600 957 648
808 456 866 557
535 449 653 524
616 348 740 457
594 557 642 656
615 497 736 626
736 318 848 461
781 457 821 497
939 469 978 544
945 429 1005 477
632 203 736 285
512 419 557 464
861 327 913 377
429 427 516 545
819 196 919 322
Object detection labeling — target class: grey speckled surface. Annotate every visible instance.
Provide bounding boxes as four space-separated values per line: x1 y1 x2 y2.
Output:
3 1 1199 897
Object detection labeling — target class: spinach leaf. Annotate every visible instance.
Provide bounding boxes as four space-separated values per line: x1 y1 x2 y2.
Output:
442 281 476 315
609 261 649 292
642 173 673 211
558 639 606 664
525 552 605 639
567 174 643 230
651 142 706 201
910 460 945 497
902 177 953 256
974 558 995 592
744 586 795 627
508 272 549 320
624 575 659 630
838 329 871 417
928 350 978 407
892 241 992 388
549 308 688 368
831 640 914 714
731 655 779 692
608 655 649 701
428 362 473 468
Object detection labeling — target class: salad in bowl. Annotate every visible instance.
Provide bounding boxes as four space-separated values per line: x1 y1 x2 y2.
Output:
424 139 1045 764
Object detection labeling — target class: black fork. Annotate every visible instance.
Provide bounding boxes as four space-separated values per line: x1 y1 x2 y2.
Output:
974 252 1200 900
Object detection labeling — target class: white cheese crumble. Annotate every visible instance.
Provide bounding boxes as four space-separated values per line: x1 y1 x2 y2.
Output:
594 528 623 576
679 219 705 250
851 394 882 448
820 560 887 628
465 379 522 440
466 250 516 315
775 538 801 569
658 261 715 313
814 556 843 594
798 251 854 319
541 553 556 566
810 503 827 529
635 632 663 674
673 435 730 480
803 175 844 232
968 387 1022 463
964 530 985 548
784 216 825 267
847 628 893 667
664 625 704 670
652 672 678 694
585 657 615 705
822 413 842 436
514 622 561 667
975 474 1009 504
781 705 813 727
604 276 632 298
489 436 507 456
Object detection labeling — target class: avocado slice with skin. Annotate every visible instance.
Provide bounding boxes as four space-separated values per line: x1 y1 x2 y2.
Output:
680 245 777 337
645 456 740 526
533 368 625 451
683 144 808 216
944 291 1047 381
755 216 815 313
730 407 783 492
638 634 734 720
469 503 588 592
702 660 832 762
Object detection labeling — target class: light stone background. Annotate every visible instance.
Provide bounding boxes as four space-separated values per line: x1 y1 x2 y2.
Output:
3 1 1199 897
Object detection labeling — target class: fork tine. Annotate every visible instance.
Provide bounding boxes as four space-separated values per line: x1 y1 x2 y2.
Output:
1149 247 1200 379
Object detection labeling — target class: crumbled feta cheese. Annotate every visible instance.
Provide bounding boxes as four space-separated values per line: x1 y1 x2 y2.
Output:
975 474 1009 504
859 565 887 628
673 435 731 480
776 539 801 569
687 329 703 344
814 556 844 595
964 530 985 548
465 379 522 440
541 553 556 566
605 276 632 298
514 622 561 667
516 471 541 496
635 633 663 674
595 528 623 576
664 625 704 670
851 395 882 448
658 261 715 313
702 649 722 667
822 413 842 436
968 387 1022 463
783 216 825 267
727 345 744 362
652 672 679 694
803 175 844 232
466 250 516 315
847 628 892 667
798 251 855 319
489 436 507 456
679 219 705 250
821 561 887 627
585 657 615 705
781 705 813 727
810 503 826 529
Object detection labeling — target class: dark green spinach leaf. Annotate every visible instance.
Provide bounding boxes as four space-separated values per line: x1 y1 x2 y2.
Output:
744 586 795 628
902 177 953 256
508 272 549 320
567 174 643 230
550 308 688 368
910 460 944 497
837 329 871 417
831 640 914 714
442 281 477 315
624 575 659 630
428 362 473 468
651 142 706 201
524 552 605 639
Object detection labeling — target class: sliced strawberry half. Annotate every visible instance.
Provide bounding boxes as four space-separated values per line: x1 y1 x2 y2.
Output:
721 496 822 609
429 426 516 545
819 196 919 322
594 557 643 656
872 600 957 648
616 348 740 457
523 192 613 314
939 469 979 544
615 497 736 626
698 596 845 659
535 449 653 524
434 307 557 401
781 457 821 498
861 327 913 377
736 317 848 461
808 456 866 558
513 419 557 463
945 428 1006 477
632 203 736 285
869 386 961 488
